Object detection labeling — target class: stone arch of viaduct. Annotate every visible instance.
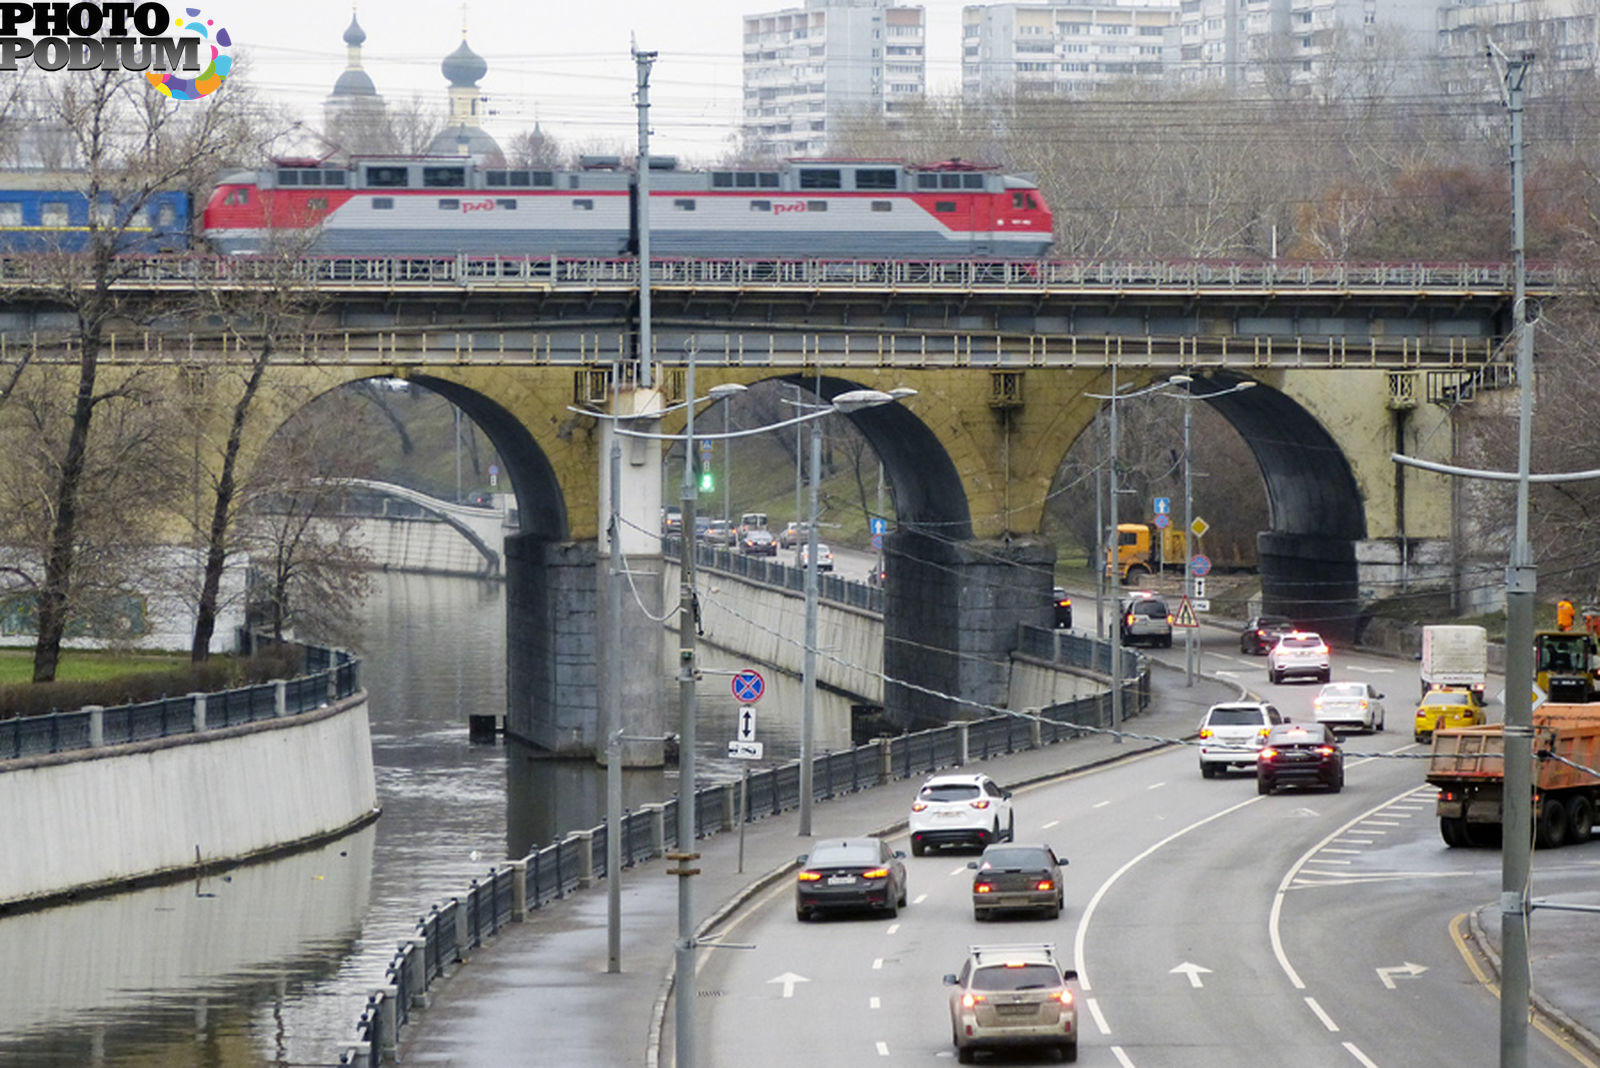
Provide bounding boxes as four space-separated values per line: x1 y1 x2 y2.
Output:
225 357 1456 755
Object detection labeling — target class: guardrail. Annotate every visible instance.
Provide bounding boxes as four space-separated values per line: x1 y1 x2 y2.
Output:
337 624 1144 1065
0 645 361 761
0 253 1565 293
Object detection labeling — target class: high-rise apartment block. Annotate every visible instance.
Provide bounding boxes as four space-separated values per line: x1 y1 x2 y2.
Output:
961 2 1178 99
743 0 926 157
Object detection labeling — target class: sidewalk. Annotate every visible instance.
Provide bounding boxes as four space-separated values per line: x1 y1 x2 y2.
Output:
392 662 1598 1065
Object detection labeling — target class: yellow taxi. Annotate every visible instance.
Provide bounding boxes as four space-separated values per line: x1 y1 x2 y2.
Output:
1413 688 1486 743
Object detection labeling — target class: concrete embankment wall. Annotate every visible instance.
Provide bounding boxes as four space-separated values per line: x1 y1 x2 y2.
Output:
0 698 377 909
669 561 885 704
344 515 499 577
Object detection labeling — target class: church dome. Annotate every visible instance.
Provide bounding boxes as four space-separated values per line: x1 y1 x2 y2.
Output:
332 67 376 96
441 39 487 88
342 14 366 47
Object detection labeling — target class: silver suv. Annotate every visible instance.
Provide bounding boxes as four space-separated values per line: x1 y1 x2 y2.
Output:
944 942 1079 1063
1197 701 1285 777
1119 593 1172 648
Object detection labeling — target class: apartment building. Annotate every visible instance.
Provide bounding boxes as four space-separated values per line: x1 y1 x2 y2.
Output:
743 0 927 156
961 2 1179 99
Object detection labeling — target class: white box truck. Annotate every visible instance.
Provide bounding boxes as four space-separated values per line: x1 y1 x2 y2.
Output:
1420 625 1488 705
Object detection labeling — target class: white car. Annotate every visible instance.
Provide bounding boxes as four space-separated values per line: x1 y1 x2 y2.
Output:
1197 701 1285 777
945 942 1078 1063
796 542 834 572
1267 631 1331 684
909 772 1014 855
1313 681 1385 733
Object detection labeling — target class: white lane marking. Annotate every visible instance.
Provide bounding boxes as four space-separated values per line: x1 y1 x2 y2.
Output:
1343 1041 1380 1066
1094 800 1111 809
1075 794 1263 992
1042 819 1061 829
948 866 968 877
913 893 929 904
1360 820 1402 827
1305 996 1339 1031
875 1041 889 1056
1321 847 1363 854
872 958 883 970
886 923 900 935
1147 782 1167 791
1337 837 1375 844
1087 997 1111 1036
1112 1046 1137 1067
1313 858 1352 865
1269 785 1428 989
767 973 809 998
1171 961 1212 987
869 996 880 1009
1377 962 1428 988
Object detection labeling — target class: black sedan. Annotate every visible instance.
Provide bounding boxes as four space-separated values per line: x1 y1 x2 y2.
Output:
1052 587 1073 629
1256 723 1344 794
1240 614 1296 654
969 843 1066 920
795 837 907 920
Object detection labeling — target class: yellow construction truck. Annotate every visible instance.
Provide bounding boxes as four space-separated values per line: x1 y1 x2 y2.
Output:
1106 523 1187 585
1426 704 1600 848
1535 607 1600 703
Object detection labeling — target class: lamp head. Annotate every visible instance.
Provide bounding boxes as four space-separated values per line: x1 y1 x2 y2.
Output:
706 383 747 401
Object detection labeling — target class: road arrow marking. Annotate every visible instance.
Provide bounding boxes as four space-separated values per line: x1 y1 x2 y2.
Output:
1377 962 1428 989
1171 961 1213 988
768 972 810 998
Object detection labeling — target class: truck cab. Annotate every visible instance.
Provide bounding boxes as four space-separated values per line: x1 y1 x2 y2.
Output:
1536 629 1600 703
1105 523 1186 584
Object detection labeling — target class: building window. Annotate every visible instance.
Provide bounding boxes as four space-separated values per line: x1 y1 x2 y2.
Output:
372 197 394 209
366 166 410 187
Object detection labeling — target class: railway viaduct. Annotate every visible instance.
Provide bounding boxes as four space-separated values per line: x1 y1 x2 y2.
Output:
0 255 1542 762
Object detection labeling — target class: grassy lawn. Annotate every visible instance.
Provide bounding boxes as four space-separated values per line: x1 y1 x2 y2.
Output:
0 649 189 685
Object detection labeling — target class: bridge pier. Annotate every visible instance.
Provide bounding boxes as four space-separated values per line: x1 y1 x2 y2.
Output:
504 536 600 756
1257 532 1360 645
882 531 1055 731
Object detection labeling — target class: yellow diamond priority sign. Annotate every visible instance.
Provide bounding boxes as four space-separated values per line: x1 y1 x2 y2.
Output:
1174 597 1199 628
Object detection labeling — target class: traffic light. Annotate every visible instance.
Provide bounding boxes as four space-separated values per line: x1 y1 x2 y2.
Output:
698 466 715 493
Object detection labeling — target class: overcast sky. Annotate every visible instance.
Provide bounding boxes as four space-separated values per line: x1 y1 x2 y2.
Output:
226 1 970 162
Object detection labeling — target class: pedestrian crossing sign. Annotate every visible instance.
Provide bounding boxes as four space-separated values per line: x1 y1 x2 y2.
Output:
1174 598 1199 628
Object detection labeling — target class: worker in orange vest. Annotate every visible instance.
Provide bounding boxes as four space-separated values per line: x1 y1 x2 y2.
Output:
1557 599 1576 631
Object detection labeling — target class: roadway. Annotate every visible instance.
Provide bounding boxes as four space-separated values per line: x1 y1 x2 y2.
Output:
688 628 1598 1067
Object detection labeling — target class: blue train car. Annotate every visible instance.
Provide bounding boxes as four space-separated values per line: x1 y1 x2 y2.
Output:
0 171 190 253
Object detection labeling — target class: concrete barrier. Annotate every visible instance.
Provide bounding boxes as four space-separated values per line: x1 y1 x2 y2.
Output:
0 697 378 910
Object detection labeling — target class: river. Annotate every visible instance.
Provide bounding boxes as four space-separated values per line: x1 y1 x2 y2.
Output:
0 569 857 1066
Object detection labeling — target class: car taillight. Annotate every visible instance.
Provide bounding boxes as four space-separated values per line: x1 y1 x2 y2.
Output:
1125 613 1135 625
1316 746 1335 756
970 799 992 810
1035 879 1055 892
862 867 890 879
1198 727 1213 738
962 993 986 1008
912 801 930 812
797 870 822 882
1052 990 1074 1005
1313 699 1324 709
1316 644 1329 654
1259 747 1279 760
974 881 995 894
1166 614 1174 624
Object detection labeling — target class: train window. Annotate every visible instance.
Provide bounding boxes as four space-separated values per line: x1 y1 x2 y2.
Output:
277 169 301 186
438 199 460 210
934 201 956 213
939 174 961 189
323 170 347 186
366 166 410 187
486 172 506 186
506 171 530 186
91 201 114 225
371 197 394 210
157 203 176 225
916 174 937 189
532 171 554 187
738 173 760 188
302 172 323 186
224 188 249 206
750 200 771 212
807 201 828 212
1012 192 1038 210
496 199 518 210
424 167 466 188
712 173 732 188
871 201 892 212
799 169 841 189
964 174 984 189
759 173 779 187
572 199 594 210
41 202 69 227
307 198 328 211
0 202 19 226
855 168 897 190
674 199 696 211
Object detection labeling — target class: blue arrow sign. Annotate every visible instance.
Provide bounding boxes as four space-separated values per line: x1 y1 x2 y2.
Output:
1153 496 1171 515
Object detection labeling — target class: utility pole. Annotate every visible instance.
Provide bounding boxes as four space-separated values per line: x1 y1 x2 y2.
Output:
632 43 657 389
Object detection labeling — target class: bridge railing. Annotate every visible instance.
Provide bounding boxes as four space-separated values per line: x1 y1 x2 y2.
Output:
0 644 361 761
337 623 1144 1066
0 252 1566 293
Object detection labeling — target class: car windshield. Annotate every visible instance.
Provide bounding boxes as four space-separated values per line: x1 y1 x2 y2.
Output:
971 964 1062 992
921 783 980 802
1131 601 1166 617
1281 635 1322 648
1321 683 1364 698
808 842 879 866
1268 726 1326 744
1207 707 1265 725
979 847 1050 869
1421 692 1469 709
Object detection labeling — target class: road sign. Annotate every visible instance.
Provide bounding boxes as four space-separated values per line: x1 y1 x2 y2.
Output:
737 705 757 742
1153 496 1171 515
1174 598 1199 628
1193 598 1211 612
870 533 883 550
731 669 765 703
1191 554 1212 577
1191 577 1206 599
727 740 764 760
870 517 888 535
1153 513 1171 529
1191 517 1209 538
1533 684 1548 712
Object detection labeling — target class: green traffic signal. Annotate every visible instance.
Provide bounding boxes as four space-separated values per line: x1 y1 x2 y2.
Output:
699 469 715 492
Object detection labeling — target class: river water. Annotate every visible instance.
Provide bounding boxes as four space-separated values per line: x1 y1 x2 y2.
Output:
0 570 856 1067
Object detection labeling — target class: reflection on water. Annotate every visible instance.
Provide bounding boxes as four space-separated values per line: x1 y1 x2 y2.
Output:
0 571 861 1065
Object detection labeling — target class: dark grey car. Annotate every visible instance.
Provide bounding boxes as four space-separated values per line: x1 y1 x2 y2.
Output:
969 843 1066 920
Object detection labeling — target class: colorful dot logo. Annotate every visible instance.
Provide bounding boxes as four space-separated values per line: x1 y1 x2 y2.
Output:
147 7 233 100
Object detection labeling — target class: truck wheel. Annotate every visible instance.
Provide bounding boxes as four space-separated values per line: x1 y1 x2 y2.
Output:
1537 799 1569 849
1440 817 1469 848
1568 796 1594 843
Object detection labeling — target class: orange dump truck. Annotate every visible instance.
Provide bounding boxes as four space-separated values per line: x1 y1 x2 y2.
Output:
1427 704 1600 849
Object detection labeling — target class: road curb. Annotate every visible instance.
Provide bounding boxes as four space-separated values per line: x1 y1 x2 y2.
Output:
1467 905 1600 1059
